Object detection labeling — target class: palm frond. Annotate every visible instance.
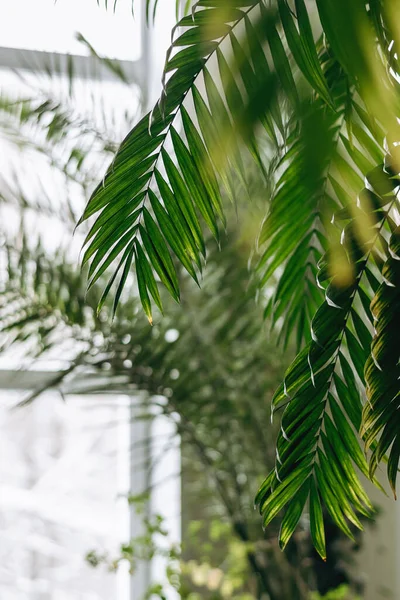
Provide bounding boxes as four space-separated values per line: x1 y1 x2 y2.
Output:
363 225 400 495
0 220 275 424
257 51 353 349
256 156 400 560
256 29 391 349
79 0 344 320
10 0 400 559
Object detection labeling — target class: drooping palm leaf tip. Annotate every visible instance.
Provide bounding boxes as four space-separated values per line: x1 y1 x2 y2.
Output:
79 0 400 557
256 155 400 560
363 225 400 497
78 0 335 322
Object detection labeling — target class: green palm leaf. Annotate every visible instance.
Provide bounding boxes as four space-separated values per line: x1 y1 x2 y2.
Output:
257 47 386 349
80 0 400 559
256 159 400 559
79 1 265 318
363 225 400 495
79 0 343 320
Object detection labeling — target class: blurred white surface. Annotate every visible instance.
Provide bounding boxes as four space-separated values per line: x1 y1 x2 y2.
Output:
0 392 131 600
0 0 180 597
0 0 142 60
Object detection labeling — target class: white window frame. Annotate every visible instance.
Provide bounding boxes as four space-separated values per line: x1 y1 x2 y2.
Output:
0 3 181 598
0 367 181 600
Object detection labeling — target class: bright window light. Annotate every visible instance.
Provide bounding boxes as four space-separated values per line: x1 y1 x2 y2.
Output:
0 0 141 60
0 392 132 600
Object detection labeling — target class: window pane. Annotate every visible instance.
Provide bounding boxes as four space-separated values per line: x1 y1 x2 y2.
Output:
0 68 141 256
0 391 131 600
0 0 141 60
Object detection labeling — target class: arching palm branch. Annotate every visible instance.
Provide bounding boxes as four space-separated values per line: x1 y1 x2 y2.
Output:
78 0 400 559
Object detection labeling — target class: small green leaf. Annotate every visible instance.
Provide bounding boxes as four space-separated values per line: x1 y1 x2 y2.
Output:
265 10 299 107
112 242 135 317
161 147 206 256
279 479 310 550
88 225 138 290
388 437 400 499
148 189 199 283
140 214 180 302
96 242 136 315
315 461 355 540
170 128 222 235
309 477 326 561
261 463 312 528
135 247 153 324
135 241 163 313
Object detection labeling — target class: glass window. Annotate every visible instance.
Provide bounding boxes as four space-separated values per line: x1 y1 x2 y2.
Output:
0 0 142 61
0 2 180 598
0 391 132 600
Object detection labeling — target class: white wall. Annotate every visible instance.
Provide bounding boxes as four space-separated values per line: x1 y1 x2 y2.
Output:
357 481 398 600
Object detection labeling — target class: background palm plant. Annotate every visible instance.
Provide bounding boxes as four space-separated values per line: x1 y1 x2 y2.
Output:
0 29 371 596
76 0 400 559
0 205 368 600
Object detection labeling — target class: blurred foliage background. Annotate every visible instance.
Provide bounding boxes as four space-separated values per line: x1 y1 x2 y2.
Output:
1 0 395 598
0 42 367 600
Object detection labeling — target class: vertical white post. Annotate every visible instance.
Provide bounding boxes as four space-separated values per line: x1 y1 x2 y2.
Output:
357 480 398 599
116 396 132 600
129 397 152 600
146 0 177 106
150 413 181 600
129 1 181 597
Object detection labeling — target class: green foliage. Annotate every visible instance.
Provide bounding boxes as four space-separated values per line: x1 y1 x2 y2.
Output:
1 0 398 572
363 225 400 494
86 505 180 600
0 206 363 598
77 0 400 560
309 584 361 600
78 1 283 320
256 158 399 558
